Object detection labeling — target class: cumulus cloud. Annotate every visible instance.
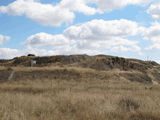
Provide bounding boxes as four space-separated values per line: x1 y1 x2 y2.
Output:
0 34 10 45
0 47 59 59
64 19 142 53
60 0 101 15
65 19 140 39
24 32 70 48
23 19 142 56
0 0 75 26
0 48 23 59
94 0 153 12
0 0 100 26
0 0 154 26
143 22 160 50
147 2 160 20
155 60 160 64
0 19 144 59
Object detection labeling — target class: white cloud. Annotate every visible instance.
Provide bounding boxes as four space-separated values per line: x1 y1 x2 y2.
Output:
0 47 59 59
155 60 160 64
0 47 103 59
0 0 154 26
147 2 160 20
23 19 142 55
0 0 75 26
60 0 101 15
0 48 23 59
0 0 100 26
0 19 144 59
24 32 74 55
92 0 153 12
0 34 10 45
143 22 160 50
64 19 142 53
24 32 70 48
65 19 140 39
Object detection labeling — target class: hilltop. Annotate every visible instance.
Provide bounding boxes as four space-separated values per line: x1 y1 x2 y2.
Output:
0 54 160 84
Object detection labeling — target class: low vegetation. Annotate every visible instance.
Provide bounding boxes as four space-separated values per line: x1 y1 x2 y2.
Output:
0 55 160 120
0 67 159 120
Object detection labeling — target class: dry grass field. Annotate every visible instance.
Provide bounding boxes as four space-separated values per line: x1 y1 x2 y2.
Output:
0 66 160 120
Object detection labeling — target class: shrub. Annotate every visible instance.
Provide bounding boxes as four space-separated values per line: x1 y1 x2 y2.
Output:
6 67 13 71
118 97 140 112
128 112 160 120
27 54 35 57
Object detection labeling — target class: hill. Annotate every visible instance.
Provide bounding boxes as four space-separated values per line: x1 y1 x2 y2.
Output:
0 55 160 120
0 54 160 84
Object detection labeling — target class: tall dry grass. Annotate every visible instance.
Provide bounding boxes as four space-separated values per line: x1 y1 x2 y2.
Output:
0 67 160 120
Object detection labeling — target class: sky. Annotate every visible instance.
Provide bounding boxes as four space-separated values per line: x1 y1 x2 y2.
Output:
0 0 160 62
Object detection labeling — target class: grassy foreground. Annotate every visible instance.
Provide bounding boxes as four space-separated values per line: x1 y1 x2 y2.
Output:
0 67 160 120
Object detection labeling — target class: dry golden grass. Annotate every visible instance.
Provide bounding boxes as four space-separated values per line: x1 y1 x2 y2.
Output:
0 67 160 120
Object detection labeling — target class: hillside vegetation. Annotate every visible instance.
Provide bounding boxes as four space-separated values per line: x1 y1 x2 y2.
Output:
0 55 160 120
0 55 160 84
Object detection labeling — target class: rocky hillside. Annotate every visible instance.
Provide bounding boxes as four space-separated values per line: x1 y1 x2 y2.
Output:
0 54 160 84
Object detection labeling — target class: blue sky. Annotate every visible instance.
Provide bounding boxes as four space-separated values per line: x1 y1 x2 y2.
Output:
0 0 160 62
